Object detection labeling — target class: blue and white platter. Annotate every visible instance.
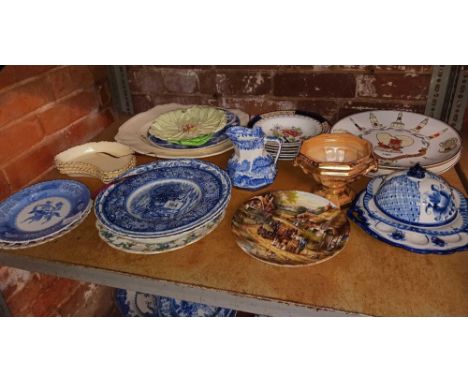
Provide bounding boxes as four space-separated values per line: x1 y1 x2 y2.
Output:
348 165 468 254
95 159 231 238
115 289 236 317
0 180 91 243
147 108 240 150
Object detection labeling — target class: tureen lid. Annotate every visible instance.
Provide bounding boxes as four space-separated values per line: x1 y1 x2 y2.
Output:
373 164 457 227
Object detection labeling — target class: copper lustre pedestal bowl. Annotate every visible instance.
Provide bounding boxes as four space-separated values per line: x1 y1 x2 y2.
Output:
294 133 377 207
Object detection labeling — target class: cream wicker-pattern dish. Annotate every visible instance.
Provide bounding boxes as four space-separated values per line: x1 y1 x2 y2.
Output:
55 142 136 183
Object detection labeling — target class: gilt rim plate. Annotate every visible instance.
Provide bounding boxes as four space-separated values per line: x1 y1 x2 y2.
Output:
348 191 468 255
95 160 231 238
232 191 349 267
0 180 90 243
331 110 461 169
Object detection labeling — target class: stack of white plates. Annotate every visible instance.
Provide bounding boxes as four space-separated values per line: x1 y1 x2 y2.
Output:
95 159 231 255
0 180 92 250
249 110 330 160
331 110 462 176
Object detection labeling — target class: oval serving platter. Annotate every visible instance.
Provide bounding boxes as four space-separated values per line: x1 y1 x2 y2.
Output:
114 103 249 158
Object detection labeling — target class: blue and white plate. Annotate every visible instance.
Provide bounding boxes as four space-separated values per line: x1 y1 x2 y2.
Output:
115 289 236 317
0 200 92 249
0 180 90 243
95 159 231 238
156 296 236 317
348 191 468 255
147 109 240 150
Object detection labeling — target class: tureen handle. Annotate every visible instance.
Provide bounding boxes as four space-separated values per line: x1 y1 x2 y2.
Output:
264 137 283 166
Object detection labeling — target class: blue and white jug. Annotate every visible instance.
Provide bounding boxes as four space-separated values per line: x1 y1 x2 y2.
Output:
226 126 282 190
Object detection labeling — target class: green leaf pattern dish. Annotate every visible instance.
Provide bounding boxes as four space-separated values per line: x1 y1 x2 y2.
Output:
149 106 227 146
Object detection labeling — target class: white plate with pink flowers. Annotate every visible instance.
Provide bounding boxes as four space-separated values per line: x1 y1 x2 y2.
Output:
248 110 330 160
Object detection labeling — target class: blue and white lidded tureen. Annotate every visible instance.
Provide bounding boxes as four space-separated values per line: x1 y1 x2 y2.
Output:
372 164 457 227
348 164 468 254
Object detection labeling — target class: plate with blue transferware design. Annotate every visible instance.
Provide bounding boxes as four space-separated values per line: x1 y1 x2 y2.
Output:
348 191 468 255
147 108 240 149
115 289 159 317
0 200 92 250
0 180 90 243
156 296 236 317
95 159 231 238
362 177 468 236
115 289 236 317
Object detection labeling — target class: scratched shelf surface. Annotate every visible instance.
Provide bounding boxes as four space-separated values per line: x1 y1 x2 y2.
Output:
1 118 467 316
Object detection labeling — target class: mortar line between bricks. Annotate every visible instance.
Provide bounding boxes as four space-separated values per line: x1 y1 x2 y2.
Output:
0 84 100 132
129 92 429 105
0 66 66 96
21 107 114 189
0 108 100 171
146 67 432 75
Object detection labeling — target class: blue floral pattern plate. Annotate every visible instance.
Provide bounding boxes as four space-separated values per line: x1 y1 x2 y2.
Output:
348 191 468 255
115 289 236 317
95 160 231 238
0 201 92 249
0 180 90 243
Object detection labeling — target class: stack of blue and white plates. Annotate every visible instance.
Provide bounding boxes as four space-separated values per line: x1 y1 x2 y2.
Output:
115 289 236 317
0 180 92 250
95 159 232 254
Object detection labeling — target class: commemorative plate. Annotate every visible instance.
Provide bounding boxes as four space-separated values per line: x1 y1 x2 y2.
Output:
331 110 461 169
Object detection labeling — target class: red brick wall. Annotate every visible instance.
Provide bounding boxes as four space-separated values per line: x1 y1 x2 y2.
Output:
127 65 432 123
0 65 116 316
0 65 114 198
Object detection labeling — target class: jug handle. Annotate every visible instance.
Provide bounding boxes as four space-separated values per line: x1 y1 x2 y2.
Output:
264 137 283 166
